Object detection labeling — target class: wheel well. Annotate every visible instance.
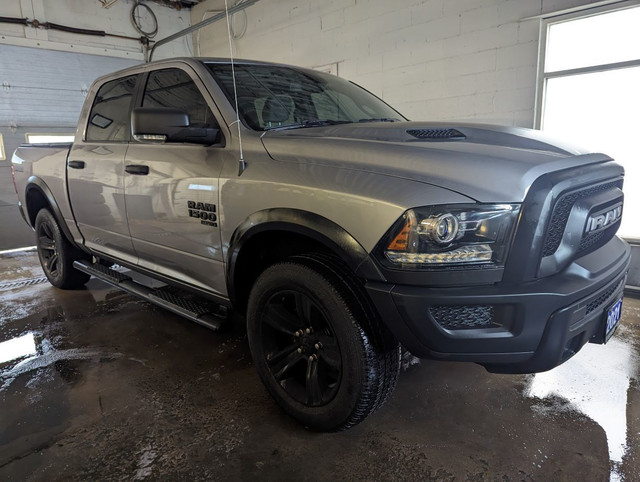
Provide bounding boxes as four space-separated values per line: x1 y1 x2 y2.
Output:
25 187 49 227
233 230 333 313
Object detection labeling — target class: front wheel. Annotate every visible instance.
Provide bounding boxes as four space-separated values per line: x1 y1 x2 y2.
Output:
35 209 90 289
247 255 400 431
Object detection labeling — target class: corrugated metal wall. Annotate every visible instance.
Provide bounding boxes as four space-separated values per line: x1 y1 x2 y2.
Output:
0 44 140 250
0 44 140 165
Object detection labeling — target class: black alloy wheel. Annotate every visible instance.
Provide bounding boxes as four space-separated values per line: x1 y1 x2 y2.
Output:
37 218 61 279
247 254 401 431
35 209 90 289
262 289 342 407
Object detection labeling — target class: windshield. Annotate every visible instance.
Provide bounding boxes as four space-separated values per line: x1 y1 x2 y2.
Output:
205 62 405 131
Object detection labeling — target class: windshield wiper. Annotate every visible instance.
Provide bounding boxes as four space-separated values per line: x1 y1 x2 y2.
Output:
358 117 400 123
269 119 352 131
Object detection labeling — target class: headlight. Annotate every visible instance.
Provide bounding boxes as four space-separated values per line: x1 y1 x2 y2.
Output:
381 204 520 268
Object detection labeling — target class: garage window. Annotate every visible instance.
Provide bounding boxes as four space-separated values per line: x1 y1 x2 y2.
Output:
537 5 640 240
25 134 75 144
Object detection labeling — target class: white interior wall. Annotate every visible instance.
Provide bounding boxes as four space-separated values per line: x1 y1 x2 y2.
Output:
0 0 195 163
0 0 193 60
193 0 606 127
0 44 140 169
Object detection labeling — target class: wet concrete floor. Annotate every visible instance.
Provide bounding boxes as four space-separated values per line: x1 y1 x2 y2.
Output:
0 251 639 481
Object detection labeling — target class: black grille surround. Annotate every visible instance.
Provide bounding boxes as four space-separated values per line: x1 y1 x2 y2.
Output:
429 305 496 330
407 128 466 140
541 181 622 257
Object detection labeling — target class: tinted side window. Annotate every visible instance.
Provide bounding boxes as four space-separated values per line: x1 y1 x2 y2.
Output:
86 74 138 142
143 68 218 129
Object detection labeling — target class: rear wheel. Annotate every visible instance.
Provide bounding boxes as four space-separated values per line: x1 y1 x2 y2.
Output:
35 209 90 289
247 255 400 431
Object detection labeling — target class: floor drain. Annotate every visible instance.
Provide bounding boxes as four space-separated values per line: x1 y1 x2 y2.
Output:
0 276 49 291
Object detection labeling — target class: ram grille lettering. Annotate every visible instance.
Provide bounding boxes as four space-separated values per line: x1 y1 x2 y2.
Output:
585 205 622 235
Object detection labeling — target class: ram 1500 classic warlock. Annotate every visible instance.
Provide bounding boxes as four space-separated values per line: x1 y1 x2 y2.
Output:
11 58 631 431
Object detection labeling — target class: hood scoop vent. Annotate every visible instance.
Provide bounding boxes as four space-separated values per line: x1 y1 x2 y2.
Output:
407 128 466 140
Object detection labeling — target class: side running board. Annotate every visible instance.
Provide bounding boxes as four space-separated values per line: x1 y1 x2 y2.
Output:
73 260 226 332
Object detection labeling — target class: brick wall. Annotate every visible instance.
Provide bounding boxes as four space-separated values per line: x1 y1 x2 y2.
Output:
194 0 603 127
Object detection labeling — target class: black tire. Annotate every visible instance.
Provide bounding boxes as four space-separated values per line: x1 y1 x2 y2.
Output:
247 254 401 431
35 209 90 289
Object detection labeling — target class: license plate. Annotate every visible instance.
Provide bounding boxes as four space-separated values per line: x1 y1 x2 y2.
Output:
604 297 623 343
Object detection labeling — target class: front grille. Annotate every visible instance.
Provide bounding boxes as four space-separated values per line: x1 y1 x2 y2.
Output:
542 181 621 257
585 278 623 314
579 230 606 253
429 305 495 330
407 128 466 140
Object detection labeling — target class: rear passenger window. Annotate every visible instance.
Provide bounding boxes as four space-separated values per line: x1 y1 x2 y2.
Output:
143 68 218 129
86 75 138 142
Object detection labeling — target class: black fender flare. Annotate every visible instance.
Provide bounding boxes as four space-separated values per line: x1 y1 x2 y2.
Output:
226 208 385 300
25 176 77 246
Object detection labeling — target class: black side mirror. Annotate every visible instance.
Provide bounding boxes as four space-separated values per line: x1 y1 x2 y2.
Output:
131 107 220 146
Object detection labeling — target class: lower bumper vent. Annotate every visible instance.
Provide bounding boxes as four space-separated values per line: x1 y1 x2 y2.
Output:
585 278 623 315
429 305 496 330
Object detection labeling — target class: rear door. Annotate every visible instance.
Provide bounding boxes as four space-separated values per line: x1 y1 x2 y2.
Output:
123 66 227 296
68 74 140 264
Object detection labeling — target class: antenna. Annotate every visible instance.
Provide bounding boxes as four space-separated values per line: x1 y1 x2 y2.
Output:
224 0 247 176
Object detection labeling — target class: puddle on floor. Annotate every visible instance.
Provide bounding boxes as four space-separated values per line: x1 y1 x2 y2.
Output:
0 332 37 364
525 336 638 481
0 325 122 390
0 283 135 392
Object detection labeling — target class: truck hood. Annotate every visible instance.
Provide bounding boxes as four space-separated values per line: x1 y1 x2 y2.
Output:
260 121 611 202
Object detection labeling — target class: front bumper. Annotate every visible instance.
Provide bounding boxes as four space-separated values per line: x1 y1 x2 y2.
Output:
366 236 631 374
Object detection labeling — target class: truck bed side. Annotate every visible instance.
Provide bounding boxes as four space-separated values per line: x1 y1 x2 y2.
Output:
11 143 81 245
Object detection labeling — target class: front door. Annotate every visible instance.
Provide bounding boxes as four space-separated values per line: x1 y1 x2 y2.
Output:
123 67 227 296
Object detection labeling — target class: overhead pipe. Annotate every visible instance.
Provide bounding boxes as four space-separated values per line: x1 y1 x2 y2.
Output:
0 16 28 26
0 15 144 42
147 0 261 62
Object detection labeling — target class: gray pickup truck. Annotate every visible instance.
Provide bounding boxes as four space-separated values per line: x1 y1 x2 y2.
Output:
11 58 630 431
